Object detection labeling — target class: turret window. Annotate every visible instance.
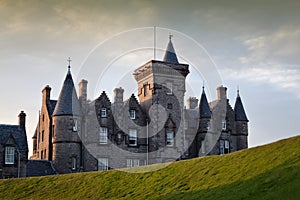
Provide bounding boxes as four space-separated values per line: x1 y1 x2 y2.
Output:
128 129 137 146
99 127 108 144
5 146 15 164
72 119 78 132
166 131 174 146
72 157 77 170
101 108 107 118
166 82 172 94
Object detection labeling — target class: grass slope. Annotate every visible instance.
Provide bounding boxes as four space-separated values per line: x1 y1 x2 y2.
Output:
0 136 299 200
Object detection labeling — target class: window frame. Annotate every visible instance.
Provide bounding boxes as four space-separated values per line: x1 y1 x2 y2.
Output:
98 158 108 171
166 82 173 95
5 146 15 165
222 120 227 131
72 119 78 132
100 107 107 118
128 129 137 146
99 127 108 144
129 109 136 120
71 157 77 170
166 130 174 147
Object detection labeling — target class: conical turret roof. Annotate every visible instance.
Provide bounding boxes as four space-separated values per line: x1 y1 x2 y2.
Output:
163 35 179 64
234 90 248 121
199 87 211 118
52 66 81 116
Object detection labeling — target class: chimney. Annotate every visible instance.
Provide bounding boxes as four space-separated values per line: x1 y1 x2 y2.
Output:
79 79 88 106
114 87 124 103
217 85 227 101
187 97 199 109
18 111 26 129
42 85 51 105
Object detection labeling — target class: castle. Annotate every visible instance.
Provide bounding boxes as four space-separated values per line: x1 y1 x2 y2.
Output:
29 37 249 174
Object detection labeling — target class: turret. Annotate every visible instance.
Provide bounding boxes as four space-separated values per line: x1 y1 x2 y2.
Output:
234 89 249 150
52 62 82 174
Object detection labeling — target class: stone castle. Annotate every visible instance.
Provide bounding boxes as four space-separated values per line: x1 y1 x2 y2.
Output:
29 37 249 174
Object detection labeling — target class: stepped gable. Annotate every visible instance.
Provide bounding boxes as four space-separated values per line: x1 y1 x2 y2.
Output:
234 90 248 121
199 87 211 118
26 160 57 177
0 125 28 151
163 34 179 64
52 67 81 116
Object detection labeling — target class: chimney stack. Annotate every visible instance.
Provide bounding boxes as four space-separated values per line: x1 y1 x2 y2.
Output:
217 85 227 101
79 79 88 109
114 87 124 103
187 97 199 109
18 111 26 130
42 85 51 105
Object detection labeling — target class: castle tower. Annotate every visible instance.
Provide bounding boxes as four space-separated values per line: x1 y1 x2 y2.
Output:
52 64 82 174
134 35 189 162
234 89 249 150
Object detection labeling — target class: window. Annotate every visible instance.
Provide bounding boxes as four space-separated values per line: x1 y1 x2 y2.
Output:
98 158 108 171
72 157 77 170
101 108 107 118
166 82 172 94
44 149 47 159
5 146 15 164
42 130 44 142
222 120 226 130
73 119 78 132
129 109 136 119
126 159 140 168
220 139 230 155
42 114 45 121
128 129 137 146
166 131 174 146
41 150 44 159
201 140 205 154
207 122 211 131
167 103 173 109
143 84 147 96
99 127 108 144
225 140 230 154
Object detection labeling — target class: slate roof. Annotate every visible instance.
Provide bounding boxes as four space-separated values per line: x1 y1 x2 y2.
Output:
234 92 248 121
199 88 211 118
163 37 179 64
0 125 28 151
53 67 81 116
26 160 57 177
49 100 57 115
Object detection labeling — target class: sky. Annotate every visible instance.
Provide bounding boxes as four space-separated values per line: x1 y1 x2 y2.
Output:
0 0 299 155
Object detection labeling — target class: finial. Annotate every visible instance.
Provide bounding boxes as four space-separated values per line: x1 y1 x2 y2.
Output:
67 57 72 74
169 33 173 41
202 81 205 93
237 85 240 97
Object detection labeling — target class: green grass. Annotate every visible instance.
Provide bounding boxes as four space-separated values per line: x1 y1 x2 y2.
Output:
1 136 299 200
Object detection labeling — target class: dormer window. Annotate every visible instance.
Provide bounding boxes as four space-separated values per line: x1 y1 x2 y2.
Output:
5 146 15 164
101 108 107 118
222 120 226 131
129 109 136 120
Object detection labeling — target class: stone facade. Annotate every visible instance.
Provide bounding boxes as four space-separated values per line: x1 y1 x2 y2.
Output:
0 111 28 178
30 37 249 174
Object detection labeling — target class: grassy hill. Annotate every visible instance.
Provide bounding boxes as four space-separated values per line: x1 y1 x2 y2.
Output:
0 136 299 200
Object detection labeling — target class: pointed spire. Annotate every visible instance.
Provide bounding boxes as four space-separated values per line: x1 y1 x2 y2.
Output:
163 34 179 64
199 86 211 118
52 63 81 116
234 89 248 121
